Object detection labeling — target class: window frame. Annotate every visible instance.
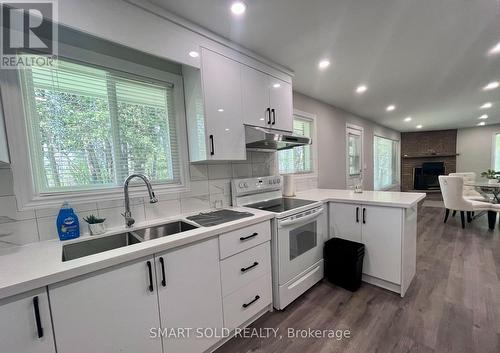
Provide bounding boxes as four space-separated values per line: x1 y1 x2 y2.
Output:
1 44 190 210
278 109 317 177
491 132 500 171
373 134 400 191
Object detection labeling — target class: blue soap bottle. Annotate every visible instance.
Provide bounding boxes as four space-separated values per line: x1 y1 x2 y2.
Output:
56 201 80 241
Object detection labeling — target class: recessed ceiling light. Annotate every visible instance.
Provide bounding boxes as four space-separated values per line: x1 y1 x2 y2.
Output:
230 1 246 15
188 51 199 58
416 125 423 129
480 102 493 109
488 42 500 55
272 83 281 88
478 114 488 120
386 105 396 112
318 59 330 70
483 81 499 91
217 108 224 112
356 85 368 94
477 121 486 126
404 116 412 122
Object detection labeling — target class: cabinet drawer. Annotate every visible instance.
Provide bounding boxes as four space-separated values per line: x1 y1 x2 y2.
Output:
219 221 271 259
223 273 271 330
220 242 271 296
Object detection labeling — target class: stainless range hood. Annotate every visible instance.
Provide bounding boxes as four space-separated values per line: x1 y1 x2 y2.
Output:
245 125 311 152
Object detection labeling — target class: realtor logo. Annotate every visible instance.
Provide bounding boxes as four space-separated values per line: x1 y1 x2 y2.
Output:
0 0 57 68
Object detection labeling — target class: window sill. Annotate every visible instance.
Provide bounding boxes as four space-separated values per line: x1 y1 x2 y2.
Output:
375 183 401 192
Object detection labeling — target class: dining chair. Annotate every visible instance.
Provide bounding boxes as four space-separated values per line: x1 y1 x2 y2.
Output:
439 176 493 228
449 172 487 201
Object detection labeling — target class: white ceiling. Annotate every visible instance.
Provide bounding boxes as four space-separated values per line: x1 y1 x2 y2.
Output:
149 0 500 132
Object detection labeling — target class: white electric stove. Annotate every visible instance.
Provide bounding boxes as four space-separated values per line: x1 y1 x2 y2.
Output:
231 176 327 310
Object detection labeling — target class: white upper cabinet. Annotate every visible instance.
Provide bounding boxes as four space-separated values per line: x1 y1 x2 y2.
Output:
0 90 10 164
155 237 223 353
269 78 293 132
0 288 56 353
241 65 293 132
184 48 246 161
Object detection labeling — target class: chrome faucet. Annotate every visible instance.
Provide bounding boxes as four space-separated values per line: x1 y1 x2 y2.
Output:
122 174 158 227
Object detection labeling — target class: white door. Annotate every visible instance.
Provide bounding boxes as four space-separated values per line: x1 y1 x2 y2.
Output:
0 288 55 353
329 202 362 242
241 65 271 128
361 205 402 284
49 256 162 353
201 48 246 160
346 126 363 188
156 237 223 353
269 78 293 132
277 207 327 284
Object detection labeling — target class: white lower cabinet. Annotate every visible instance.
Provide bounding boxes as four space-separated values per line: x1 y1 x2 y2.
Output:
329 202 404 288
155 237 223 353
49 256 163 353
0 288 55 353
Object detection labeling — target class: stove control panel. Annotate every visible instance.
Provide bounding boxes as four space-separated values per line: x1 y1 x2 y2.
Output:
232 176 282 195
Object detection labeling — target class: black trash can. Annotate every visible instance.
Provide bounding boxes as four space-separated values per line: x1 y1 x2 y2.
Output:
324 237 365 292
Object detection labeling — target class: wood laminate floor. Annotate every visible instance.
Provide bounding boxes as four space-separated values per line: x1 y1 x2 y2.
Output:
215 206 500 353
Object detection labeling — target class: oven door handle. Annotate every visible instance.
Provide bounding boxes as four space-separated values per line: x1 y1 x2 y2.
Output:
278 207 324 228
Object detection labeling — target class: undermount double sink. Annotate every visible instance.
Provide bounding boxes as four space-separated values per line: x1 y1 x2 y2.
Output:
61 221 198 262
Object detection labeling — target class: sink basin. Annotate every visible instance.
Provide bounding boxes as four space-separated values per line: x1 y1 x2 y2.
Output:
133 220 198 241
62 232 142 262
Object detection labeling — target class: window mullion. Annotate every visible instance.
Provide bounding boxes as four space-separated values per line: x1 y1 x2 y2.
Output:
106 75 126 183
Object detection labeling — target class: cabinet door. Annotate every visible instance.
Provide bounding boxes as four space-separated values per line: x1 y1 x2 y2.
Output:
241 65 271 128
156 237 223 353
361 205 402 284
0 288 55 353
201 48 246 160
269 78 293 132
329 202 362 242
49 256 162 353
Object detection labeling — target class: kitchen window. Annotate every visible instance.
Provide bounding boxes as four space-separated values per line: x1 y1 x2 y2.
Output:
373 135 400 190
2 52 188 207
278 116 313 174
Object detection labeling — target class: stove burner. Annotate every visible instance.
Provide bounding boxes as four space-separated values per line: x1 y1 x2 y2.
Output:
245 198 317 213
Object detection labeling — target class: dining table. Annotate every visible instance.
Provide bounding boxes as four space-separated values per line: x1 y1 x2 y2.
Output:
464 181 500 229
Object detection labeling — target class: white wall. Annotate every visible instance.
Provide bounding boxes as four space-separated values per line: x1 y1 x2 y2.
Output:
457 124 500 177
293 92 400 190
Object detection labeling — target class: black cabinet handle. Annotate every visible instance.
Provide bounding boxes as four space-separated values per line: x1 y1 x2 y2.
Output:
209 135 215 155
356 207 359 223
363 208 366 224
241 261 259 272
242 295 260 308
159 257 166 287
240 232 258 241
33 296 44 339
146 261 154 292
266 107 271 124
271 108 276 125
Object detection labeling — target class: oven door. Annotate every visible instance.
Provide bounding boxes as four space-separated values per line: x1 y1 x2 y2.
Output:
277 206 327 285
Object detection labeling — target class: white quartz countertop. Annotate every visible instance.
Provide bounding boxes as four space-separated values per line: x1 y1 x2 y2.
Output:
0 207 274 300
294 189 426 208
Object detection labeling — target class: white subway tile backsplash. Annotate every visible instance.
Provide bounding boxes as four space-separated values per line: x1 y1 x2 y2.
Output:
0 154 277 246
180 196 210 213
0 196 35 221
208 164 233 179
144 199 181 221
189 164 209 180
231 163 252 178
0 219 38 248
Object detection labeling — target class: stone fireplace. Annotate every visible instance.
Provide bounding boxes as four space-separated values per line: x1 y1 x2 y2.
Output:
401 129 457 192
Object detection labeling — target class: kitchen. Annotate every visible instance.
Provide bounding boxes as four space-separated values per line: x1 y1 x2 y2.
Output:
0 1 498 353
